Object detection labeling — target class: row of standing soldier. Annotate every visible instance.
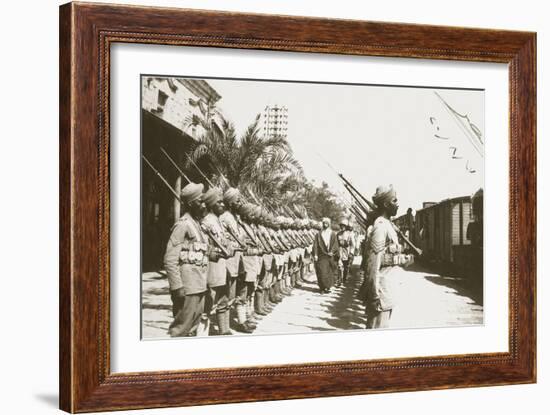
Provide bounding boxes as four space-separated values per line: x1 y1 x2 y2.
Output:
163 178 417 335
163 183 318 337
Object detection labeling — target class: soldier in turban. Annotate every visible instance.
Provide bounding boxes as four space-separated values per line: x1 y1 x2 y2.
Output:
201 187 234 335
219 188 256 333
163 183 212 337
236 203 264 325
363 185 413 329
337 218 355 286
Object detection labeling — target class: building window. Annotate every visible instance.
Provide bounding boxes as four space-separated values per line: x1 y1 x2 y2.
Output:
157 90 168 107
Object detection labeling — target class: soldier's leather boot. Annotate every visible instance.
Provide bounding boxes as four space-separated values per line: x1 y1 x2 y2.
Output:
276 280 287 298
254 290 268 316
261 289 271 312
294 271 302 288
235 303 256 331
282 278 292 295
236 303 246 324
217 310 233 335
272 293 281 303
236 321 255 333
269 286 281 304
263 288 276 310
284 274 292 293
195 314 210 337
273 281 281 299
246 298 260 322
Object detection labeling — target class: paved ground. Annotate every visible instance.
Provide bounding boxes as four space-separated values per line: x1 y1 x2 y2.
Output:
141 259 483 339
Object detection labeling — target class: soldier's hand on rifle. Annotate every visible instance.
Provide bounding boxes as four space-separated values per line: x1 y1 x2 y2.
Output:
402 254 415 268
369 297 383 312
208 249 222 262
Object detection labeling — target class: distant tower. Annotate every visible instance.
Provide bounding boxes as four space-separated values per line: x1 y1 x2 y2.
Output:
262 105 288 138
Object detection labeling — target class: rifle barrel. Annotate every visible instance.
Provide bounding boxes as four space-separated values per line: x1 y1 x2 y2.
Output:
225 224 246 249
315 158 423 256
350 206 368 225
339 173 376 211
209 162 231 188
345 185 371 215
236 217 259 248
143 154 234 257
160 147 191 183
392 224 423 256
142 155 182 202
186 154 214 187
202 226 231 257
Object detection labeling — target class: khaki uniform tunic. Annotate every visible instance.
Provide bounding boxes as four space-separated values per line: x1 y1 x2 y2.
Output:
240 220 262 282
219 210 244 277
163 213 209 295
337 230 355 261
365 216 400 311
201 212 230 288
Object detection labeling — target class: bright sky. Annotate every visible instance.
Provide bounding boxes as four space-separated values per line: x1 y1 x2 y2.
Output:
209 78 484 216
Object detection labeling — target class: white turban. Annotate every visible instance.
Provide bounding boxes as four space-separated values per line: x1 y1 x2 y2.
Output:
372 184 396 208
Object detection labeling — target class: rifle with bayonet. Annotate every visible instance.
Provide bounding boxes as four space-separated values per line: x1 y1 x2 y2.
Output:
185 155 245 253
187 156 258 250
299 227 313 244
229 189 276 253
256 223 277 254
350 207 368 229
350 203 368 221
339 173 377 211
142 154 231 258
186 153 214 187
280 227 300 248
344 184 372 216
160 147 192 183
251 223 271 253
340 173 422 256
280 228 297 250
270 228 290 252
235 216 260 249
317 151 423 257
246 189 299 251
289 224 308 247
223 223 246 251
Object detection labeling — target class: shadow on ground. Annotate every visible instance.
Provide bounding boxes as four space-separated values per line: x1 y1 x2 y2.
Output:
408 262 483 306
423 275 483 306
142 302 172 311
294 265 366 331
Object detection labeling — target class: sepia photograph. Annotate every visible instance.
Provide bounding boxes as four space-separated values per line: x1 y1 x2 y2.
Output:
140 75 484 339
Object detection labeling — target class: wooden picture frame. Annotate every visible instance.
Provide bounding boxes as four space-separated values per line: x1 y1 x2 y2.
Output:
59 2 536 412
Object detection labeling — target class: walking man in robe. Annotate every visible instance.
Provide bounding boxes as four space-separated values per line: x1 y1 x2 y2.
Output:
313 217 339 293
